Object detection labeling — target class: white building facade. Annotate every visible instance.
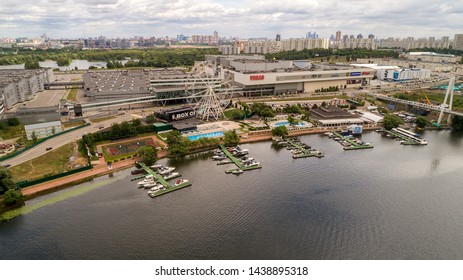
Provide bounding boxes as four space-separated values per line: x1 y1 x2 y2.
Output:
24 121 63 140
0 69 54 112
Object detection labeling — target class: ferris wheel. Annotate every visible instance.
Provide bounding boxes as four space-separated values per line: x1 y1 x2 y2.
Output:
184 72 233 121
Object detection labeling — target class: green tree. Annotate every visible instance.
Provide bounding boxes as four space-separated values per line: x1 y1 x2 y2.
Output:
132 118 142 127
321 101 327 108
145 114 156 124
272 126 288 137
451 115 463 131
7 117 20 126
223 130 240 146
251 102 275 118
24 60 40 69
287 115 297 125
165 131 190 156
0 167 17 194
137 146 158 166
282 104 303 114
415 116 428 129
3 189 25 206
229 110 245 120
31 131 38 142
383 114 404 130
56 56 71 66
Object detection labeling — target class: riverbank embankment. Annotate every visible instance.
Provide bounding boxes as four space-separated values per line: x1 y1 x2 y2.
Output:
1 126 380 208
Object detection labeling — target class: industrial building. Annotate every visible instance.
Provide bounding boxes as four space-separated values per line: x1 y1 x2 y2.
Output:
380 68 431 81
83 69 150 100
350 63 431 81
24 121 63 140
83 68 189 100
0 69 55 114
403 52 461 64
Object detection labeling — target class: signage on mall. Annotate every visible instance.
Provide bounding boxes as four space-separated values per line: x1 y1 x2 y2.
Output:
250 75 265 81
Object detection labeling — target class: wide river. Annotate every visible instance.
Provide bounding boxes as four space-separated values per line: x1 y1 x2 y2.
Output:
1 130 462 259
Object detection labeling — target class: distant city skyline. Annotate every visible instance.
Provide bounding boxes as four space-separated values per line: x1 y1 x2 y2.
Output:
0 0 462 39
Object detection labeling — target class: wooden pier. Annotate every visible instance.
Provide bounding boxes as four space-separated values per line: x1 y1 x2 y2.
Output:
218 145 262 172
138 162 191 197
331 132 374 150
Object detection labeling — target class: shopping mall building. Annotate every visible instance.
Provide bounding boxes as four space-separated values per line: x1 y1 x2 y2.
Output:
205 55 375 97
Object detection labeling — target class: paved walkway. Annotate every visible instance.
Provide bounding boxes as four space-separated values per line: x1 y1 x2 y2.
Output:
22 141 168 198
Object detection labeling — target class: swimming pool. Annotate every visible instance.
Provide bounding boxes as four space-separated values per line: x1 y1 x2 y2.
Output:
274 121 290 127
188 131 224 141
273 121 310 128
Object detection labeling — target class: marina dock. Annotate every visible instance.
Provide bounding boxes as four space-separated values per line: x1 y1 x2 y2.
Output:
218 144 262 172
285 138 324 159
379 128 427 145
331 132 374 150
138 162 191 197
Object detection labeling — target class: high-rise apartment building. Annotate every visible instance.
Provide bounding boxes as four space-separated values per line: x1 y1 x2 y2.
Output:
191 31 219 45
453 34 463 51
335 31 341 42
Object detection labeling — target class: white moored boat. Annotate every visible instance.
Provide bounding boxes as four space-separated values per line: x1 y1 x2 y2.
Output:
163 172 180 180
158 167 175 175
174 179 189 187
232 169 244 175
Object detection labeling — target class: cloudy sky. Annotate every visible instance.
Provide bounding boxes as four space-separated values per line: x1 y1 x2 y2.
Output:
0 0 462 39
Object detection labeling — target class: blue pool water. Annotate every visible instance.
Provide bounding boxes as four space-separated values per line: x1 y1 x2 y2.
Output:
188 131 224 141
274 121 306 127
274 121 290 127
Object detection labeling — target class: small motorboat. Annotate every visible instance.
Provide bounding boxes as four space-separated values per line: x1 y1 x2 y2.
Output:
232 169 244 175
174 179 189 187
163 172 180 180
158 167 175 175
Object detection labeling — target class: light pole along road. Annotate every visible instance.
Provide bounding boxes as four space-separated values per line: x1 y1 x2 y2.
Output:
2 112 143 168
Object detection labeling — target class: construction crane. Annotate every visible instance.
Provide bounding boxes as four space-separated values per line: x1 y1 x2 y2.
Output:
413 78 432 105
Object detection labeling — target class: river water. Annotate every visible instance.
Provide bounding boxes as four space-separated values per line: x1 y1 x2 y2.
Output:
1 130 463 260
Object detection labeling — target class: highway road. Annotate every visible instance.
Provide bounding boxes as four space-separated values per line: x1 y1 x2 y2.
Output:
2 112 142 168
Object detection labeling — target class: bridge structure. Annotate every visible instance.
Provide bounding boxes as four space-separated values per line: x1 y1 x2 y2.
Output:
44 81 84 89
371 81 463 123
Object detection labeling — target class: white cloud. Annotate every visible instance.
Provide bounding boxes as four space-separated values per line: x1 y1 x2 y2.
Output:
0 0 461 39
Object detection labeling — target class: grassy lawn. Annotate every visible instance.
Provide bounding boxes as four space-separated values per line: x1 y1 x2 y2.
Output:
392 90 463 111
101 137 159 162
0 125 24 140
67 87 78 101
224 108 245 119
62 120 85 129
9 143 87 182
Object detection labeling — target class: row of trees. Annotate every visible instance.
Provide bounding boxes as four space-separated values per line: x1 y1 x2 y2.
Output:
81 119 155 155
250 102 275 118
0 47 219 68
315 86 339 93
265 48 400 61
